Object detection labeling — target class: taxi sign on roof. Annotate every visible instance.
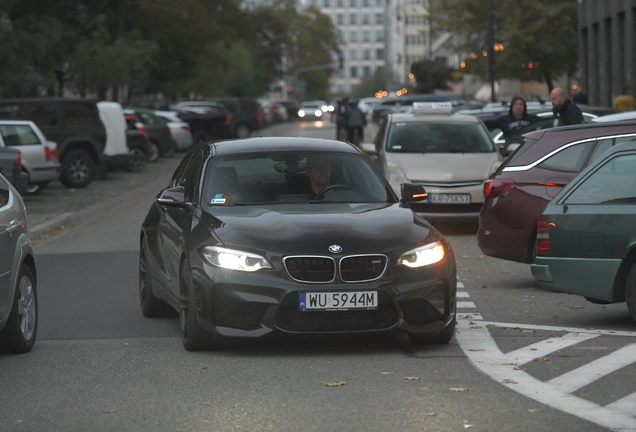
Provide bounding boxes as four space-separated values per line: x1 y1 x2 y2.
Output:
412 101 453 115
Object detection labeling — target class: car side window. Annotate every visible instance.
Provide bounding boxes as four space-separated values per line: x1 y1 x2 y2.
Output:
564 154 636 204
21 103 59 127
0 176 9 208
0 125 41 146
177 151 202 202
63 102 98 127
588 138 613 164
537 142 591 172
170 154 193 188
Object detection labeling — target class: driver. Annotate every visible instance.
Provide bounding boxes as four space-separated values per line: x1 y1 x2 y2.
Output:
305 156 332 199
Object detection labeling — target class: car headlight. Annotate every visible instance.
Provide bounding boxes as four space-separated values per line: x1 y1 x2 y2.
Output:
298 110 306 117
398 241 445 268
315 110 323 117
203 246 272 272
386 161 409 192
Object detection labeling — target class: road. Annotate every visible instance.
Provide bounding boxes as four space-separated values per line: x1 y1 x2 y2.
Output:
1 119 635 432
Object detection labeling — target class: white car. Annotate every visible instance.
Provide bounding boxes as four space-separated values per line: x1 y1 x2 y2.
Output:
593 110 636 122
97 101 131 171
154 111 194 151
366 103 503 221
0 120 60 193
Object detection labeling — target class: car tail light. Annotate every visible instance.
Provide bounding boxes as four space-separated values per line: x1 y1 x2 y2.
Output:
257 109 263 124
225 113 233 126
182 124 190 131
14 151 22 169
537 216 550 253
135 122 146 131
44 146 52 161
483 178 516 199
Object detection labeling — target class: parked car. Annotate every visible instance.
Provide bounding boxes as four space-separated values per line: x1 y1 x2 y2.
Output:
0 147 28 195
277 100 301 121
478 121 636 264
372 94 476 123
0 120 60 193
365 102 502 221
154 110 194 151
124 117 152 172
97 102 136 172
177 98 263 138
257 98 275 125
593 110 636 123
270 101 289 123
0 98 107 188
123 108 175 159
531 140 636 323
0 173 37 353
139 137 457 351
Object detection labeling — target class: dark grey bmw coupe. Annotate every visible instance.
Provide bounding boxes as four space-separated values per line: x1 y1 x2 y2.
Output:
140 137 457 351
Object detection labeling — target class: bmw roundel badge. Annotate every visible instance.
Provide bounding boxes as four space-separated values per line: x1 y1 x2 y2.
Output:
329 244 343 254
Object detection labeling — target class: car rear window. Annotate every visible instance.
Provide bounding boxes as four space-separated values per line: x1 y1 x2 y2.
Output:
497 136 540 171
386 121 495 153
0 125 41 146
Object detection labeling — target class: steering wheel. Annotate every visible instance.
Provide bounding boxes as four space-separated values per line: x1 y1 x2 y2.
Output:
314 184 357 200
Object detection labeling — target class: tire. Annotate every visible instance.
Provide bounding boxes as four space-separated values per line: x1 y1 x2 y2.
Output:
128 147 148 173
180 261 221 351
60 149 96 188
139 239 173 318
147 141 160 162
235 124 251 139
625 263 636 324
0 265 38 354
25 179 49 194
408 317 456 345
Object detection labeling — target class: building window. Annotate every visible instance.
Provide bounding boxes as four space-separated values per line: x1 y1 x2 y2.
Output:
362 30 370 42
350 48 358 60
363 66 371 76
323 0 331 7
376 29 384 42
376 48 384 60
349 13 357 25
362 0 370 6
337 0 344 7
338 69 345 78
362 13 370 24
375 13 383 24
363 48 371 60
337 14 344 25
350 66 358 78
349 30 358 43
350 0 357 6
337 84 346 93
375 0 382 7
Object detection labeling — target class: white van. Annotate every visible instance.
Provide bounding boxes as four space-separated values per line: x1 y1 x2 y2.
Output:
97 101 130 170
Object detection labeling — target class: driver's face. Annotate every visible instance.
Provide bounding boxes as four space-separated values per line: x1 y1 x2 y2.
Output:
306 163 331 187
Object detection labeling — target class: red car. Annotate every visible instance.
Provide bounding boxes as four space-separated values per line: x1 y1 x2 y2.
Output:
478 121 636 264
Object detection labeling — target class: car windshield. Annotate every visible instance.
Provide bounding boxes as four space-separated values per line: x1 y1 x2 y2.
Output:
202 151 394 205
386 122 496 153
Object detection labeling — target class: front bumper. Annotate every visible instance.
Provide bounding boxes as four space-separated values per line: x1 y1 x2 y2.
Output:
189 255 457 339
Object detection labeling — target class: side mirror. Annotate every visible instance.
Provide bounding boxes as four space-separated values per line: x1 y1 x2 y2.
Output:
400 183 428 203
157 186 189 207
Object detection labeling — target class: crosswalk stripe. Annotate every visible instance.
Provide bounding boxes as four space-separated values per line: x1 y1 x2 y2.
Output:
506 332 601 366
605 391 636 416
458 313 483 320
457 282 465 289
457 291 470 298
546 343 636 393
457 301 476 309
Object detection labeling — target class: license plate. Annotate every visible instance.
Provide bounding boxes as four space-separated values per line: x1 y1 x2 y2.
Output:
428 193 471 204
299 291 378 311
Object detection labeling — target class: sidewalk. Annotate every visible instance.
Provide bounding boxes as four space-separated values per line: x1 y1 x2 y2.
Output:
24 154 181 242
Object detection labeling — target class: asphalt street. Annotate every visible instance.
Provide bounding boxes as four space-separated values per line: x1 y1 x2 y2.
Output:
1 119 635 432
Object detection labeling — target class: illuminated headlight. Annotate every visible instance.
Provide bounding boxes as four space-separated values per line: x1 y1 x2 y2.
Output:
298 110 306 117
315 110 323 117
203 246 272 272
398 242 445 268
328 105 335 112
321 105 329 112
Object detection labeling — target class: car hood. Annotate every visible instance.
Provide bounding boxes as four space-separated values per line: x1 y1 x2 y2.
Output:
387 152 500 182
201 203 435 255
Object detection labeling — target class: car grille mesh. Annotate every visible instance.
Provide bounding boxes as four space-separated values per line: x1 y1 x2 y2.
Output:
284 257 335 283
340 255 387 282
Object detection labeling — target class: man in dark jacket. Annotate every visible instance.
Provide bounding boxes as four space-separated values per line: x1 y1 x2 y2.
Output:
483 96 539 139
551 87 583 126
344 99 367 146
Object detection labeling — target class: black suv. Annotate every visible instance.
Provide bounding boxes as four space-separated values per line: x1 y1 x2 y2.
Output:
0 98 106 188
179 97 263 138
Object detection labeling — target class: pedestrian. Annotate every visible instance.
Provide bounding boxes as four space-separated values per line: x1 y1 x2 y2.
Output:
483 96 539 140
612 88 636 112
344 99 367 147
550 87 583 126
335 97 349 140
572 87 589 105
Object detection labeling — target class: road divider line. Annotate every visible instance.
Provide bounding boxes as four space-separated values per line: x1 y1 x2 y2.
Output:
506 333 601 366
605 392 636 416
457 301 476 309
457 291 470 298
546 343 636 393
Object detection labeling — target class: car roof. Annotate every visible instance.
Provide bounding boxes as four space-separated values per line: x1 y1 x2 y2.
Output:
0 119 35 125
524 120 636 139
209 137 360 156
388 112 482 124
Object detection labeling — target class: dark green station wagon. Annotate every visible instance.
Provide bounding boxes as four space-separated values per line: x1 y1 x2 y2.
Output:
532 141 636 323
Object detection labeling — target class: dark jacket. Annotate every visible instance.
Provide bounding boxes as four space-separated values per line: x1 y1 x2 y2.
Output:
483 96 539 138
345 104 367 128
554 98 584 126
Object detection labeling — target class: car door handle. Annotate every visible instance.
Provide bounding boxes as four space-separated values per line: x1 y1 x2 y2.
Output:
6 223 19 237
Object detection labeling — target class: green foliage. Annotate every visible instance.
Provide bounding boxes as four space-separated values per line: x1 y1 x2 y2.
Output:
429 0 578 90
410 60 453 93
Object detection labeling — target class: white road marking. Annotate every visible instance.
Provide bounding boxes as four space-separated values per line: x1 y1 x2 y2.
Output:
546 343 636 393
457 301 476 309
456 321 636 432
457 282 465 289
606 392 636 417
457 291 470 298
458 313 483 320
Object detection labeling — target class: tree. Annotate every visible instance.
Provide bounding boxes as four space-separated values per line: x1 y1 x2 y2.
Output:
353 68 393 98
410 60 453 93
429 0 578 91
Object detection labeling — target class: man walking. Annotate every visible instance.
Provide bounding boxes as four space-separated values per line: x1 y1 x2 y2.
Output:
550 87 583 126
483 96 539 140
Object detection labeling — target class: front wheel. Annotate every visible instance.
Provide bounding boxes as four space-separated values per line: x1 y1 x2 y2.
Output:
235 124 251 139
128 147 148 173
139 239 173 317
60 149 96 188
625 263 636 323
0 265 38 354
180 261 221 351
